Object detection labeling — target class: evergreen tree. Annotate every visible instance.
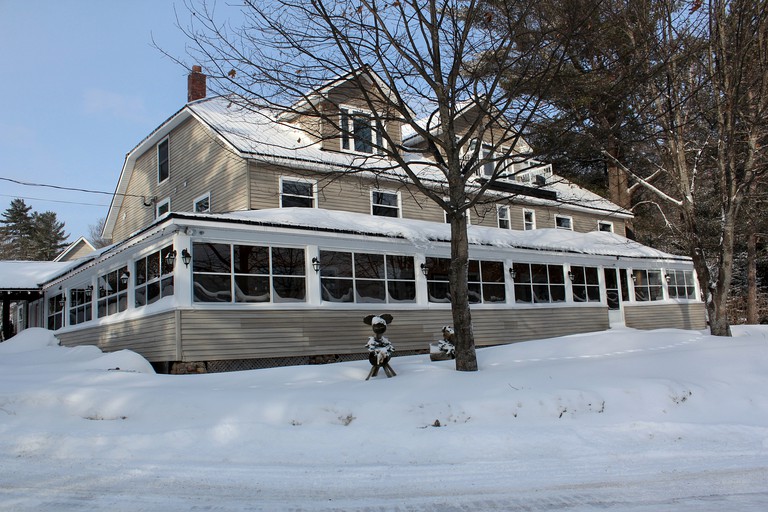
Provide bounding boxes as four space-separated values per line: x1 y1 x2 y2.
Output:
0 199 34 260
31 211 68 261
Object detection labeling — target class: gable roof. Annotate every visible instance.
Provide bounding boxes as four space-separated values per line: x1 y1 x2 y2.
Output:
53 236 96 262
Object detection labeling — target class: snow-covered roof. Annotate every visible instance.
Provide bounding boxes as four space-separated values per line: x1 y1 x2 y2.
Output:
0 261 83 290
174 208 686 261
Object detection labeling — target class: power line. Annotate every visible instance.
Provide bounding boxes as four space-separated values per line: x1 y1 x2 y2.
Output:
0 176 145 199
0 193 108 207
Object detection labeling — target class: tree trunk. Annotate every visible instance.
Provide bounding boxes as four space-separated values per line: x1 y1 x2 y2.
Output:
449 213 478 372
747 232 758 324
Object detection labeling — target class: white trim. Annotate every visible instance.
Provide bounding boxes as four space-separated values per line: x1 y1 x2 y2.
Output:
193 192 211 213
370 189 401 218
555 214 573 231
157 137 170 183
156 197 171 218
279 177 317 208
597 220 614 233
497 205 511 229
339 105 383 155
523 209 536 230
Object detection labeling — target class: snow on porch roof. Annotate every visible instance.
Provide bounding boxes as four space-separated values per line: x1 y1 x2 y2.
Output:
174 208 690 261
0 261 84 291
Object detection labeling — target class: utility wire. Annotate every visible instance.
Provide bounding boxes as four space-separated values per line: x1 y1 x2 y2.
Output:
0 176 145 199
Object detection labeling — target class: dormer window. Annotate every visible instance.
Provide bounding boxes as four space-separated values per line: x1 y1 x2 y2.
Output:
340 107 383 154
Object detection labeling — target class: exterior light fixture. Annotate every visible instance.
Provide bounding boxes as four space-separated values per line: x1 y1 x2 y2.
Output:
665 273 671 284
420 263 429 276
164 249 177 268
508 267 516 280
120 271 131 286
181 249 192 267
311 257 321 273
57 296 66 308
631 274 637 284
567 271 575 282
84 285 93 299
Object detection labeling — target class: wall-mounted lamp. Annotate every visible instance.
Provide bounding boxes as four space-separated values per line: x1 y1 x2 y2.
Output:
84 285 93 299
508 267 517 280
631 274 637 284
164 249 177 268
420 263 429 276
665 273 671 284
120 271 131 286
567 271 575 282
57 296 66 309
311 257 321 273
181 248 192 267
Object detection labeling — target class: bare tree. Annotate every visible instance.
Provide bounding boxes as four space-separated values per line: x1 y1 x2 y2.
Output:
176 0 571 370
88 218 111 249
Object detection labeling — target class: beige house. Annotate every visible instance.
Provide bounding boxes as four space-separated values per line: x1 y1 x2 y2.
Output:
6 68 705 372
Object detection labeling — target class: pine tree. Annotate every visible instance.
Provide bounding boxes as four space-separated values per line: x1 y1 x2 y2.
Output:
31 211 68 260
0 199 34 260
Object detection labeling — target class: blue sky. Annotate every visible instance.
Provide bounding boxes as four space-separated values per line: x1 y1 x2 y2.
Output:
0 1 197 244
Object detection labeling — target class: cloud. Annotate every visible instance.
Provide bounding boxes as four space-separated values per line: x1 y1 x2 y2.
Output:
83 89 149 123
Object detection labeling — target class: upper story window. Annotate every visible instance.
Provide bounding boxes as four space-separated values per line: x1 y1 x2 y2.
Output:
467 140 500 179
97 266 129 317
319 251 416 303
632 269 663 301
194 193 211 213
192 242 306 303
156 197 170 218
340 107 383 154
135 245 175 307
158 138 169 183
523 209 536 230
555 214 573 230
598 221 614 232
512 262 566 304
667 269 696 300
497 205 511 229
69 287 93 325
280 177 316 208
371 190 400 218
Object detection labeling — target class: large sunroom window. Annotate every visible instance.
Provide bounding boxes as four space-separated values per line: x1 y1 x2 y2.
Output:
632 269 663 301
424 257 505 304
570 266 601 303
192 242 306 303
69 288 92 325
319 251 415 303
97 266 129 317
512 263 566 303
667 269 696 299
47 293 64 330
135 245 175 307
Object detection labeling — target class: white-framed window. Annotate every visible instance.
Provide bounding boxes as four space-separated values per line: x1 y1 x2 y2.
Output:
157 138 169 183
523 209 536 230
47 293 65 330
667 269 696 299
192 243 306 303
156 197 170 218
497 205 511 229
371 190 401 218
511 262 566 303
424 257 505 304
467 139 505 179
68 287 93 325
570 266 601 303
598 221 614 232
194 193 211 213
340 106 383 154
632 269 663 301
97 266 129 317
135 245 175 307
280 177 316 208
319 251 416 303
555 215 573 230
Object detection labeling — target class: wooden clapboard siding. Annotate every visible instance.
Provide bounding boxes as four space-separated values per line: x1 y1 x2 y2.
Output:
624 302 707 330
112 117 248 242
55 311 178 362
178 306 608 361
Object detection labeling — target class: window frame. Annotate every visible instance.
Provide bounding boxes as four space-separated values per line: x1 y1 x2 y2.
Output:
68 287 93 326
156 197 170 218
632 269 664 302
569 265 602 303
47 293 65 330
193 192 211 213
598 221 614 233
497 205 511 229
667 269 697 300
370 189 401 218
511 262 567 304
135 245 175 308
523 209 536 230
424 256 506 304
555 214 573 231
97 266 129 318
279 177 317 209
157 137 169 183
319 250 416 304
339 106 384 155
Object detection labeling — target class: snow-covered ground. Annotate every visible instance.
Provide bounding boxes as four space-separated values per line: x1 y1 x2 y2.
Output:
1 326 767 511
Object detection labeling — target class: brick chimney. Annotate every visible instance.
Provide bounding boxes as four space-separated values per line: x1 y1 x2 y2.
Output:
187 65 206 102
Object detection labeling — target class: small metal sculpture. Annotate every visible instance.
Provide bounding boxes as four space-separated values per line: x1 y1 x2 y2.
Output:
429 325 456 361
364 314 396 380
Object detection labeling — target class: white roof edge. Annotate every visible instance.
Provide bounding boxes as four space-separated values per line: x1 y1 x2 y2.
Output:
53 236 96 262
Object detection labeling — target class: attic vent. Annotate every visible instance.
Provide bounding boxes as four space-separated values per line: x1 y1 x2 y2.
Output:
535 174 547 186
